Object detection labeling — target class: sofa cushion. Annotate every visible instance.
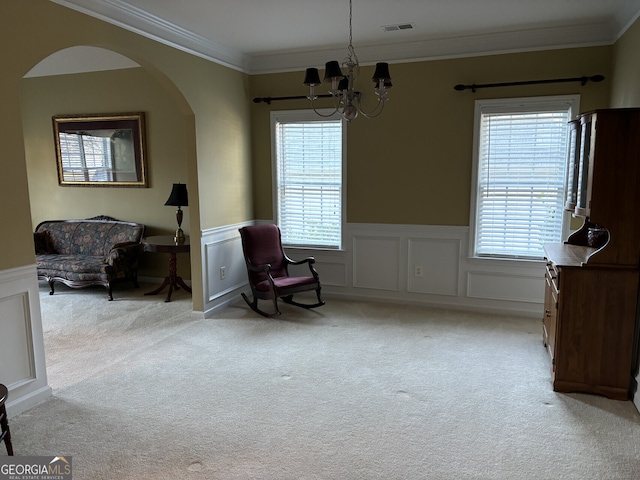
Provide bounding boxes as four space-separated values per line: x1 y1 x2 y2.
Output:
34 230 54 254
36 254 111 282
36 254 111 273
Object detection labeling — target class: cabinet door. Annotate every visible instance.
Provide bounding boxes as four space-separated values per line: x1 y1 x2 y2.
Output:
574 114 594 217
552 267 639 400
564 120 580 211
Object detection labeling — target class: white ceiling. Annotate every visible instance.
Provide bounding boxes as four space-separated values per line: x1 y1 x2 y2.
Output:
50 0 640 74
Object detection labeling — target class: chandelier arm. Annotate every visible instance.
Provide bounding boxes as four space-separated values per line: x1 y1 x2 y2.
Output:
353 91 387 119
309 96 340 118
357 100 385 119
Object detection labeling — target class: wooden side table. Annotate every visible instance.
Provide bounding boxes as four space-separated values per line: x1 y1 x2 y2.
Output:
142 235 192 302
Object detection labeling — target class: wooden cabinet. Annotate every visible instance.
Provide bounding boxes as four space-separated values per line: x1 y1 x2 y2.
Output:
543 246 639 400
543 108 640 400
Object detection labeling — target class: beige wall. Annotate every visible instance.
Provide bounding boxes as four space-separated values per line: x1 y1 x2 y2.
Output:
21 68 190 279
1 0 254 311
250 47 612 226
611 17 640 107
3 0 640 310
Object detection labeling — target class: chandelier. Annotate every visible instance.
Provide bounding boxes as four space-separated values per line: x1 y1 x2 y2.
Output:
303 0 392 121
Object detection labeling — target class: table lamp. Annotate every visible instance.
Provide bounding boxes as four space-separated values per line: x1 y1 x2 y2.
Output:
165 183 188 244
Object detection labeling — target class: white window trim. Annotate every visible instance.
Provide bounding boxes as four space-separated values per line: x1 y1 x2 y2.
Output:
468 94 580 261
270 109 347 250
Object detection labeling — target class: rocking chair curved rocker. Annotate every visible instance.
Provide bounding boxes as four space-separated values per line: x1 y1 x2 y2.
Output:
239 224 325 317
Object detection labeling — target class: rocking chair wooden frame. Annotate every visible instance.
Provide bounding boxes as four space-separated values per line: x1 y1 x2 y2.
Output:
239 225 325 317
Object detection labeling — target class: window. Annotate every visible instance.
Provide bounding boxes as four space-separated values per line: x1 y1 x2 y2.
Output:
58 132 114 182
470 95 579 259
271 110 345 249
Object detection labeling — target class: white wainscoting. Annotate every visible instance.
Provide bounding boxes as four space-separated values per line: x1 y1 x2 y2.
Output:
0 265 51 416
353 235 402 291
201 222 546 318
336 223 545 316
201 221 253 316
408 238 461 296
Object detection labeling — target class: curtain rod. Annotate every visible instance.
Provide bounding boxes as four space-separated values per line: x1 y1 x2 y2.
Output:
453 74 605 92
254 74 606 103
253 94 333 105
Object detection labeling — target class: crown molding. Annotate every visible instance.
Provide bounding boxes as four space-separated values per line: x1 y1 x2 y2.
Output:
248 21 615 74
52 0 250 72
52 0 617 75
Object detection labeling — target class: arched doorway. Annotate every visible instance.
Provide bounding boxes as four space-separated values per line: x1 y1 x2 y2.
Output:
21 45 200 306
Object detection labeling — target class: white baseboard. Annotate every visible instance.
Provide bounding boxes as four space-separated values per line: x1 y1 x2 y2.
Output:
5 384 52 417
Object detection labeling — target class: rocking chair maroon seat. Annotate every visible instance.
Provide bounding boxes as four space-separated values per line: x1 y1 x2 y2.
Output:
239 224 325 317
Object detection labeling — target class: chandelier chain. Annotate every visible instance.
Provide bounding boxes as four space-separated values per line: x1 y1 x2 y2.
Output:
349 0 352 46
347 0 358 66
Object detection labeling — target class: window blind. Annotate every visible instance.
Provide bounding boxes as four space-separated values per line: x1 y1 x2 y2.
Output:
59 133 113 181
475 108 571 259
275 119 343 248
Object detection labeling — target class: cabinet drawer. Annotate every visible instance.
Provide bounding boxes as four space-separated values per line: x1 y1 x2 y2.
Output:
545 263 560 295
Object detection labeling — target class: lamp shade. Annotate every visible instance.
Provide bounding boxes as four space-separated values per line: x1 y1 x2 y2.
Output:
303 68 322 86
324 61 344 82
165 183 188 207
372 62 391 82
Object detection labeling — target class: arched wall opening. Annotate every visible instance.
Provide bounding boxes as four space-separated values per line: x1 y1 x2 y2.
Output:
2 0 255 415
20 45 202 309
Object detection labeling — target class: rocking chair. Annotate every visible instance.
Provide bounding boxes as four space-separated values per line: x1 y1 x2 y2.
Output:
239 224 325 317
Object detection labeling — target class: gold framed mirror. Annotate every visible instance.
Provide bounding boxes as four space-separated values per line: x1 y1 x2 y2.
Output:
53 112 147 187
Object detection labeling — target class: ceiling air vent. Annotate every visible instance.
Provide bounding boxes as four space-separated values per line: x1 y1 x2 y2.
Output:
382 23 415 32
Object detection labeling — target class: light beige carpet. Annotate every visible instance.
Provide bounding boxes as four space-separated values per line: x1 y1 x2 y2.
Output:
8 283 640 479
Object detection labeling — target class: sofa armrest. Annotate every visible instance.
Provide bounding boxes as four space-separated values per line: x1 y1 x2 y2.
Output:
107 242 143 266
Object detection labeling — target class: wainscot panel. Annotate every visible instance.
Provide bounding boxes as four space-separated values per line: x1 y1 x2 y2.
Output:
204 222 546 318
201 222 253 316
0 293 34 386
286 249 347 288
0 265 52 416
353 235 401 291
408 238 460 296
467 271 544 303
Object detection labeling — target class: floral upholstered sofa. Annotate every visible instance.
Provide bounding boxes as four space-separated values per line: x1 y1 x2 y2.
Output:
34 216 145 300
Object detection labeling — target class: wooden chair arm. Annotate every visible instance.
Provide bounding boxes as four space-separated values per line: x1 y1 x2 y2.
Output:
245 261 272 273
284 255 316 266
284 255 319 280
245 260 279 292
